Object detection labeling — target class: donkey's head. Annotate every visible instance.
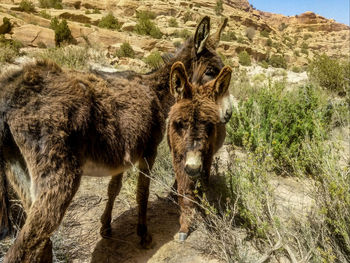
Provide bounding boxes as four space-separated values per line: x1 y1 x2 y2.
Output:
168 62 232 178
177 16 232 123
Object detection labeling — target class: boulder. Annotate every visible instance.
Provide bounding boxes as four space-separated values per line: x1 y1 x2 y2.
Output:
121 21 136 32
12 24 55 48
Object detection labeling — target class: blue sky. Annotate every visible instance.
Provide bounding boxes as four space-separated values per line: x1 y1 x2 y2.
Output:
250 0 349 25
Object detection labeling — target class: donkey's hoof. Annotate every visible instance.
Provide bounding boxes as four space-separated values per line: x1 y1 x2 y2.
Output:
140 233 153 249
100 226 112 237
178 232 188 242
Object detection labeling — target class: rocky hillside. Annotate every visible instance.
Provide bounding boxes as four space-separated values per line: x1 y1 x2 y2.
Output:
0 0 348 71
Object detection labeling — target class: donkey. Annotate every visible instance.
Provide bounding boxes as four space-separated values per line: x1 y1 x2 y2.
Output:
0 17 230 262
167 61 232 241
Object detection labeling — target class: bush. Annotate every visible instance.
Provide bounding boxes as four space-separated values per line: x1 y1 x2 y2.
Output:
227 83 330 173
221 31 237 41
245 27 255 41
303 33 312 40
238 51 251 66
0 36 22 63
116 42 135 58
168 17 178 27
135 17 162 39
260 29 269 38
215 0 223 15
173 28 191 39
268 54 287 69
308 54 347 93
294 50 300 57
92 8 101 14
259 60 268 69
182 11 193 23
19 0 35 13
144 51 163 70
50 17 75 46
291 66 301 73
98 12 121 30
39 10 51 19
266 38 272 46
39 0 63 9
278 22 288 31
136 10 156 20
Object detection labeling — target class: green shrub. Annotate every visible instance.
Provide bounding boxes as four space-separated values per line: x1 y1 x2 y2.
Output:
227 83 330 173
268 54 287 69
135 16 162 39
221 31 237 41
144 51 163 70
173 28 191 39
168 17 178 27
39 10 51 19
245 27 255 41
19 0 35 13
98 12 121 30
308 54 347 93
182 11 193 23
238 51 251 66
92 8 101 14
39 0 63 9
303 33 312 40
173 41 181 48
215 0 223 15
85 10 91 14
136 10 156 20
116 42 135 58
50 17 75 46
294 50 300 57
260 29 269 38
291 66 301 73
0 36 22 63
301 47 309 55
278 22 288 31
259 60 268 69
266 38 272 46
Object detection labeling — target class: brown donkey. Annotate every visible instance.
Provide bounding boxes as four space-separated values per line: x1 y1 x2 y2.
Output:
167 62 232 241
0 17 229 262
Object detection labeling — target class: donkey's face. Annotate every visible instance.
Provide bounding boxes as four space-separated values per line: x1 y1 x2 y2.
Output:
179 16 233 123
168 62 232 178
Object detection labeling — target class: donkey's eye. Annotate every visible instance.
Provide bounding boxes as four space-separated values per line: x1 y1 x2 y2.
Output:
174 120 186 133
205 68 215 76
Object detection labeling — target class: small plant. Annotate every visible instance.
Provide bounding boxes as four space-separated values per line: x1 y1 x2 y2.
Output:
135 16 162 39
182 11 193 23
73 1 81 9
92 8 101 14
238 51 251 66
303 33 312 40
221 31 237 41
259 60 268 69
294 50 300 57
301 47 309 55
0 36 22 63
144 51 163 70
173 41 181 48
245 27 255 41
85 10 91 15
278 22 288 31
39 0 63 9
291 66 301 73
215 0 223 16
168 17 178 27
98 12 121 30
308 54 347 93
116 42 135 58
136 10 156 20
19 0 35 13
268 54 287 69
260 29 269 38
50 17 75 46
266 38 272 47
39 10 51 19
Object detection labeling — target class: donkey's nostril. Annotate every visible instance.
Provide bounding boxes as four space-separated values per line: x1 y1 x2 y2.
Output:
184 164 202 176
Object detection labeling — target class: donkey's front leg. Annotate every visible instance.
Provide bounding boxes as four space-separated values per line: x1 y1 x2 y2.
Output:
136 153 156 248
4 160 81 263
100 173 123 237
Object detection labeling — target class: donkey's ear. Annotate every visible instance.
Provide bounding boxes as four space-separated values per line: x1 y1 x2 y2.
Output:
194 16 210 55
170 62 192 100
212 66 232 98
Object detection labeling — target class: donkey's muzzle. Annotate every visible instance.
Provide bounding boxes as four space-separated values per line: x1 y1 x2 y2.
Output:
222 109 232 123
184 151 202 177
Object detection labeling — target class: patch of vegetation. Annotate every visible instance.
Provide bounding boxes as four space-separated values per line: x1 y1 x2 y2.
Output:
294 50 300 57
136 10 156 20
266 38 272 47
182 11 193 23
59 12 91 24
143 51 163 70
18 0 35 13
173 28 191 39
221 31 237 41
50 17 75 47
303 33 312 40
173 41 181 48
116 42 135 58
278 22 288 31
259 60 268 69
308 54 348 94
238 51 251 66
245 27 255 41
268 54 287 69
98 12 121 30
39 0 63 9
215 0 224 15
135 16 162 39
168 17 178 27
39 10 51 19
0 35 23 63
73 1 81 9
260 29 269 38
291 66 301 73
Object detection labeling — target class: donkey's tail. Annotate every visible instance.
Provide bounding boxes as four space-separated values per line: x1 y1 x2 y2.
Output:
0 115 11 239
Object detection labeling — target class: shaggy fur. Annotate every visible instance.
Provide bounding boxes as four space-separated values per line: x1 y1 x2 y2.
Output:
167 62 232 237
0 16 228 262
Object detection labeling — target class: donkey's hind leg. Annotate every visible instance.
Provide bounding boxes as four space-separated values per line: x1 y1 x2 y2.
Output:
4 158 81 263
137 153 156 248
100 173 123 237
